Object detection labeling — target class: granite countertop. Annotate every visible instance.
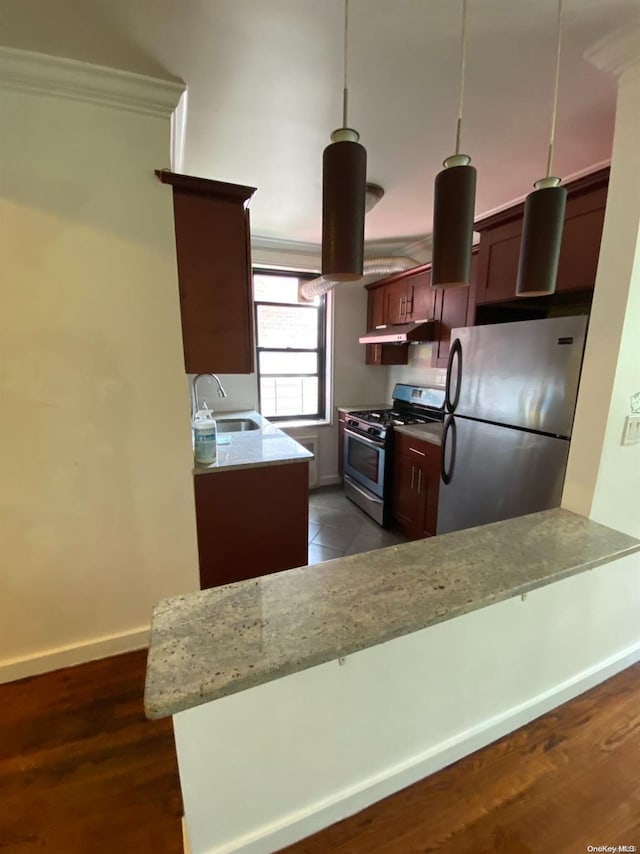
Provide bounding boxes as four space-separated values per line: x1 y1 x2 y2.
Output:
193 410 313 475
145 509 640 718
394 422 444 446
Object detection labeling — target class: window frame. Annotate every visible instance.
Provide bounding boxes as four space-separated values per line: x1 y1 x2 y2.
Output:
253 269 326 423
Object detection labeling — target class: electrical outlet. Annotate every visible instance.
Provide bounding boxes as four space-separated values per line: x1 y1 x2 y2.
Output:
621 415 640 445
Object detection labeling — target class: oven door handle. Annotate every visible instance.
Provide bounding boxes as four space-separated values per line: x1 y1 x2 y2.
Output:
344 427 385 449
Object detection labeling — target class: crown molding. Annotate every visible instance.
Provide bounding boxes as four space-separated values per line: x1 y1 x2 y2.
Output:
0 47 185 118
585 24 640 78
251 236 320 256
473 160 611 230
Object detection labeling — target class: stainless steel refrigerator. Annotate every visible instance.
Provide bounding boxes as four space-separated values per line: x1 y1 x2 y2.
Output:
437 315 588 535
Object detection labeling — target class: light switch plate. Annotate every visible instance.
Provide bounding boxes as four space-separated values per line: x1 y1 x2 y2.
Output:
621 415 640 445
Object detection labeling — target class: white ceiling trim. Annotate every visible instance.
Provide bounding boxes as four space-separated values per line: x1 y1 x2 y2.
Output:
585 24 640 78
0 46 185 118
473 160 612 224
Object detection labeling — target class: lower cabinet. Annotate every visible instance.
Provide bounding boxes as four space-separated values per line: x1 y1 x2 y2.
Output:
392 433 440 539
194 461 309 589
338 414 345 478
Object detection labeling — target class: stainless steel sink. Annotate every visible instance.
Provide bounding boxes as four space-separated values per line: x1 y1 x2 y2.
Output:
217 418 260 433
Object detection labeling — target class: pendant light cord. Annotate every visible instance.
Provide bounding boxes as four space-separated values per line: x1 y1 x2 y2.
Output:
342 0 350 128
455 0 468 155
546 0 563 177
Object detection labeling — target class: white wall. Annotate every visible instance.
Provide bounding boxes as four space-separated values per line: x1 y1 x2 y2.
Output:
0 67 199 680
563 33 640 540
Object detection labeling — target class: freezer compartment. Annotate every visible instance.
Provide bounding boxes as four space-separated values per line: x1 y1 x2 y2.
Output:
449 316 588 437
437 416 570 535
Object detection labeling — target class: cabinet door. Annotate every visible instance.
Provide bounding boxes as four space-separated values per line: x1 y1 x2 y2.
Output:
392 452 423 539
385 280 409 324
432 251 477 368
194 462 309 588
475 217 522 305
158 171 256 374
556 186 607 292
365 342 409 366
392 433 442 540
410 269 437 322
368 286 387 328
420 448 441 537
338 417 345 477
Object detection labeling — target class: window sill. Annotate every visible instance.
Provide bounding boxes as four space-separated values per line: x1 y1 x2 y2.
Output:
273 418 332 430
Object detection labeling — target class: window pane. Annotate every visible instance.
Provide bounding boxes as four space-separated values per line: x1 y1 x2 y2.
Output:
256 304 318 349
259 351 317 375
253 274 320 306
260 377 318 418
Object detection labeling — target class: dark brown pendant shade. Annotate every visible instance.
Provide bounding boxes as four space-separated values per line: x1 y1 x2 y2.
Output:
431 157 477 289
516 180 567 297
322 132 367 282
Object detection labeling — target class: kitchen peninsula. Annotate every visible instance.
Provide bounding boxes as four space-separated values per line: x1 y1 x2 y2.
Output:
193 410 312 589
145 509 640 854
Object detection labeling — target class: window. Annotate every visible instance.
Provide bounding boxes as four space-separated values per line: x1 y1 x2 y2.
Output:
254 270 326 421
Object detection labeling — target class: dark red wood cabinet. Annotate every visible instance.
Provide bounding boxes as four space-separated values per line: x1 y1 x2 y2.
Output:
156 170 256 374
475 168 609 305
364 266 437 366
431 249 478 368
392 432 441 539
338 413 346 478
194 461 309 589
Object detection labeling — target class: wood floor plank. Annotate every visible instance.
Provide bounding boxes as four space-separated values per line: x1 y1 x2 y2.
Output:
0 650 182 854
1 652 639 853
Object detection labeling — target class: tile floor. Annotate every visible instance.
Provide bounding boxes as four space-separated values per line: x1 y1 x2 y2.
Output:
307 485 407 564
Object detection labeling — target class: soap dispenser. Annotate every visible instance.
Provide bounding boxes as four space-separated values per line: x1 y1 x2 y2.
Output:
192 374 223 465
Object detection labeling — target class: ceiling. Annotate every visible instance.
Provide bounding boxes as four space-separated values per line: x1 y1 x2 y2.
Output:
1 0 638 250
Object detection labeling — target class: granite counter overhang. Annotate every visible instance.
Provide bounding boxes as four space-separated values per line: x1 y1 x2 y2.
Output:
145 509 640 719
193 410 313 475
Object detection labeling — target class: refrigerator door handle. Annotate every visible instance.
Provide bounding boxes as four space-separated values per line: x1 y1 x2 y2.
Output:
441 414 457 485
445 338 463 413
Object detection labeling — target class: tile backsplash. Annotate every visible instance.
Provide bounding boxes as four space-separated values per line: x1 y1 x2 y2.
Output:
385 344 446 400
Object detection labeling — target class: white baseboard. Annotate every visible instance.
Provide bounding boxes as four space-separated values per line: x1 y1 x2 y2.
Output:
212 642 640 854
0 626 150 684
317 474 342 488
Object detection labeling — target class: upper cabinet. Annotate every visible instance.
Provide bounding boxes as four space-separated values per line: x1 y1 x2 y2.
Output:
431 249 478 368
363 256 477 369
156 170 256 374
475 168 609 305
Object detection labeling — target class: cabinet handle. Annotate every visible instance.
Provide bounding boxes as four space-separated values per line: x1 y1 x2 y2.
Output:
410 465 415 490
409 447 426 457
417 469 422 493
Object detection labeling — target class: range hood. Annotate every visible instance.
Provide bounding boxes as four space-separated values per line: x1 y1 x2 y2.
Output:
359 320 436 345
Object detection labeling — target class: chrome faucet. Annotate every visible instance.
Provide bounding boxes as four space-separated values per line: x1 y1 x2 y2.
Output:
192 373 227 418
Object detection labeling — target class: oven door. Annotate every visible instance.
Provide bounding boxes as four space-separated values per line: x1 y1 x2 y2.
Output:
343 428 386 498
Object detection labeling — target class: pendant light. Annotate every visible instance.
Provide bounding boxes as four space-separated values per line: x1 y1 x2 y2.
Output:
322 0 367 282
431 0 476 290
516 0 566 298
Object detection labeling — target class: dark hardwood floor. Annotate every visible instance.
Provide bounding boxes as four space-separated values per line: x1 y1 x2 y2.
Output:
0 650 182 853
1 652 639 853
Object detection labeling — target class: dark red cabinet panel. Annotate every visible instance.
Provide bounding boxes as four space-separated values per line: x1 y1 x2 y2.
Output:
157 170 256 374
194 461 309 589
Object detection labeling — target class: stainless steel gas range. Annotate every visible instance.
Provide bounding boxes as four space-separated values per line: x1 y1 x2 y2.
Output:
342 384 445 526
